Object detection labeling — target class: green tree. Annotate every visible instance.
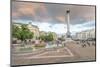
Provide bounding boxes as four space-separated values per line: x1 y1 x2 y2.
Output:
39 32 54 41
46 32 54 41
20 24 34 41
12 24 34 44
39 35 46 41
27 32 34 39
12 25 21 39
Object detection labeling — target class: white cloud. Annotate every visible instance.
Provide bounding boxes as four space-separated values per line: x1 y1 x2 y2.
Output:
32 22 67 34
31 20 95 35
14 20 95 35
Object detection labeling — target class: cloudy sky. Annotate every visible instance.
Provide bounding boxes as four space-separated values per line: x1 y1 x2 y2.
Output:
12 1 95 35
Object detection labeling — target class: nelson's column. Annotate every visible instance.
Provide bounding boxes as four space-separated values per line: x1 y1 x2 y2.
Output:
65 9 72 41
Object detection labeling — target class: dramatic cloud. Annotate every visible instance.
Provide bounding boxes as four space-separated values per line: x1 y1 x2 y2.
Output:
12 1 51 22
12 1 95 34
12 1 95 25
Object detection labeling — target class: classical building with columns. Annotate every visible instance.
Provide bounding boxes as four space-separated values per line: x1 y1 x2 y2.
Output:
75 29 95 40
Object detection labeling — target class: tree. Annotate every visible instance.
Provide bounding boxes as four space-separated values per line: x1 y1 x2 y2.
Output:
27 32 34 39
39 35 46 41
46 32 54 41
12 24 34 44
39 32 54 41
12 24 21 39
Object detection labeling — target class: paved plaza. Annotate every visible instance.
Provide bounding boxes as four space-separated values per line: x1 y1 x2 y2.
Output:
11 41 95 66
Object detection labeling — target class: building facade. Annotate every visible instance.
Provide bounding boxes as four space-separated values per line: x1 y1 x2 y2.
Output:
27 22 40 39
75 29 95 40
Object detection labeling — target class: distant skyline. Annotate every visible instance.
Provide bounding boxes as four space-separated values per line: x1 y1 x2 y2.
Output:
13 20 95 35
12 1 95 35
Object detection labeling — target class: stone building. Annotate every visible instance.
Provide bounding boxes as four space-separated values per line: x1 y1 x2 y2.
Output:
75 29 95 40
39 31 47 36
27 22 39 39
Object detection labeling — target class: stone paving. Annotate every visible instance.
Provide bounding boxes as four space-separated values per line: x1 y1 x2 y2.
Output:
11 41 96 66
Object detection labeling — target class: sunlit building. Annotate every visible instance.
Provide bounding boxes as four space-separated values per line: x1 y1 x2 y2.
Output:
39 31 47 36
27 22 40 39
75 29 95 40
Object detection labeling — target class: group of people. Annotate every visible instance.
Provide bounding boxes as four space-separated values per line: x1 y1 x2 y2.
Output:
76 40 95 47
